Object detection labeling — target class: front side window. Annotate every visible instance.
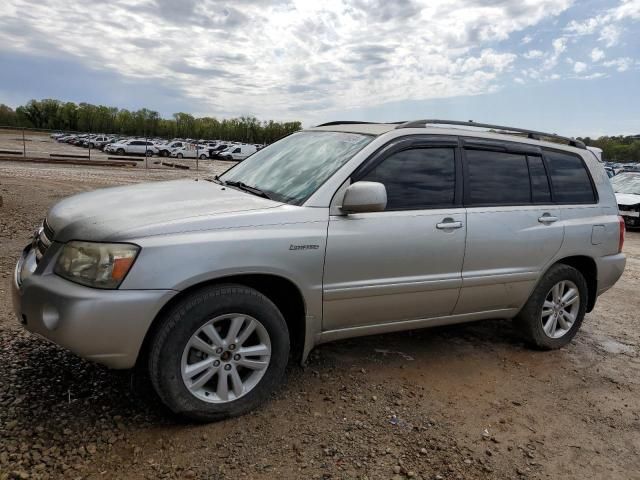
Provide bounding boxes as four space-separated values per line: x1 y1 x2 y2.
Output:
466 150 530 205
360 148 456 210
220 131 373 205
545 150 596 203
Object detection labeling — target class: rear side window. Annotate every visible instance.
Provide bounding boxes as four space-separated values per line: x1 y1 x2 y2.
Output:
465 150 530 205
527 155 551 203
545 151 596 203
361 147 455 210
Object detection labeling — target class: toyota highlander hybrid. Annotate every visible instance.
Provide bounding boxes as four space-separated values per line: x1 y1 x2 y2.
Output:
12 120 626 421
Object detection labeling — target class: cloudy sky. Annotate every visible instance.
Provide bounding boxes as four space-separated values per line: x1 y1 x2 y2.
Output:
1 0 638 135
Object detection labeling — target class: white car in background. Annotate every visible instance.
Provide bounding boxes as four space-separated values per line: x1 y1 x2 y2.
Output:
105 139 157 156
219 144 257 161
169 145 209 159
156 141 186 157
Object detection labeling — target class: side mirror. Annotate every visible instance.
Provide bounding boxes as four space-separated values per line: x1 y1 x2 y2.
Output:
341 181 387 214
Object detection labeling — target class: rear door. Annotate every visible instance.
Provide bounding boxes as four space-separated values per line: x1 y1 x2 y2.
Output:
323 136 467 331
454 139 565 314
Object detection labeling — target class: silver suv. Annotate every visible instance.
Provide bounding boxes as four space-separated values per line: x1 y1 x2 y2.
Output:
12 120 626 421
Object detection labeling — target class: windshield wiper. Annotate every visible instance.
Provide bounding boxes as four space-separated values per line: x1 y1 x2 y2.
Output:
225 180 272 199
205 175 225 185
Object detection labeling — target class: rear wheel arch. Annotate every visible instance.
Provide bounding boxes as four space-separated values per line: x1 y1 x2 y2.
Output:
137 273 307 368
553 256 598 312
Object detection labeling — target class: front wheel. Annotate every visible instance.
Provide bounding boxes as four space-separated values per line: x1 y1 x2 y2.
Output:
515 264 588 349
177 153 183 159
116 148 125 155
148 285 290 421
199 154 207 159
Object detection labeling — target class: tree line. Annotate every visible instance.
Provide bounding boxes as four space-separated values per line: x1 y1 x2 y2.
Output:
579 136 640 163
0 99 302 144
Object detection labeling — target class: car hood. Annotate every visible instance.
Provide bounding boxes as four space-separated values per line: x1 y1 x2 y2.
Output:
47 179 282 242
615 193 640 206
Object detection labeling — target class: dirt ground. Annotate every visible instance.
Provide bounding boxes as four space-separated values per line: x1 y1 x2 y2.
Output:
0 131 217 172
1 162 639 480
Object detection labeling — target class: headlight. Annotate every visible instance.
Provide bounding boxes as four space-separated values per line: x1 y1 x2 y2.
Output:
54 241 140 289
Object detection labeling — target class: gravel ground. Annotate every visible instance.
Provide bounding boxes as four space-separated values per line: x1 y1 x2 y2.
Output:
1 162 639 480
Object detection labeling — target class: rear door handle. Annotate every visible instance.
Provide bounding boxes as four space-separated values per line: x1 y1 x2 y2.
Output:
538 214 559 223
436 220 463 230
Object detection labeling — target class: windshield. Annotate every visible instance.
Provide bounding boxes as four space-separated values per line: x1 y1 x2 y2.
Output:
611 173 640 195
220 131 373 205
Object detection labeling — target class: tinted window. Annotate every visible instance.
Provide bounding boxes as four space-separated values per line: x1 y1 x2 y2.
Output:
528 156 551 203
545 151 596 203
361 148 455 210
466 149 530 205
233 148 241 153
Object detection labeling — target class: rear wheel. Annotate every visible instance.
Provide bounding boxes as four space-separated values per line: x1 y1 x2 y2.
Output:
515 264 588 349
199 154 207 160
177 153 183 159
148 284 290 421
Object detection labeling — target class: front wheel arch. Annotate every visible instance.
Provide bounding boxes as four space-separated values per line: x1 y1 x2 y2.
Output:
136 273 308 370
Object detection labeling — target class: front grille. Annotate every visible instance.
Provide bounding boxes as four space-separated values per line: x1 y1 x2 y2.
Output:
33 219 54 263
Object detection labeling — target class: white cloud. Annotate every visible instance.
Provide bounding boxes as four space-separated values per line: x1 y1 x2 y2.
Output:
524 49 544 59
599 24 621 47
590 48 605 62
603 57 634 72
573 61 587 73
566 0 640 47
521 35 533 45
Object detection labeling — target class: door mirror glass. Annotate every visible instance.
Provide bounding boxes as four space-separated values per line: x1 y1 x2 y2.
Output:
341 181 387 213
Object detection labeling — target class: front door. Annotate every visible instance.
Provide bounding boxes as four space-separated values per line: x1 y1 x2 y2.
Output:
322 139 466 331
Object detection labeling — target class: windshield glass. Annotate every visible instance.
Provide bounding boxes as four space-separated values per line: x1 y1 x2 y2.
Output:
611 173 640 195
220 131 373 205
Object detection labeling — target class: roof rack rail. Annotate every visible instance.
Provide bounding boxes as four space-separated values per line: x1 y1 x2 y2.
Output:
395 119 585 149
315 120 407 127
315 121 381 127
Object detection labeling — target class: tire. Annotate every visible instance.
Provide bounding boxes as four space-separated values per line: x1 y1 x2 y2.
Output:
89 143 95 149
116 148 125 155
146 150 153 157
515 264 588 350
199 154 207 160
148 284 290 422
177 153 183 159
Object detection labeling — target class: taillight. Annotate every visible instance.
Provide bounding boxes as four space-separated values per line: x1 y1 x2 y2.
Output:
618 216 625 253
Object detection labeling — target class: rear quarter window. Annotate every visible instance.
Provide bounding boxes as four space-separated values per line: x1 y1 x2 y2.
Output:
545 150 596 204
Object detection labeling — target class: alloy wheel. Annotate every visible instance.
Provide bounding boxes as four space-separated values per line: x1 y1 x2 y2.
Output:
541 280 580 339
180 314 271 403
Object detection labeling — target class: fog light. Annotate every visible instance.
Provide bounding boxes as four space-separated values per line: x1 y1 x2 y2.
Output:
42 304 60 330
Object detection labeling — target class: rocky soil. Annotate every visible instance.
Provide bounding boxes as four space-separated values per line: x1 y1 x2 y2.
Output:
1 162 639 480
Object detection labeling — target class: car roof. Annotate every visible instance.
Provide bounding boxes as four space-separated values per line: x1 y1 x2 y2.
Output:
308 120 587 155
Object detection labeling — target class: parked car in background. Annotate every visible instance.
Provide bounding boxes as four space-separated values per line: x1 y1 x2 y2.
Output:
85 136 111 149
157 141 185 157
611 172 640 227
169 145 209 159
12 119 625 422
105 139 157 156
219 144 257 161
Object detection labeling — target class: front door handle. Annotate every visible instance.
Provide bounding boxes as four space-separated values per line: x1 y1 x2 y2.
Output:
436 219 463 230
538 214 559 223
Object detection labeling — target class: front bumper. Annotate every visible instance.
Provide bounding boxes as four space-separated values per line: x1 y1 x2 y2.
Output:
12 245 176 369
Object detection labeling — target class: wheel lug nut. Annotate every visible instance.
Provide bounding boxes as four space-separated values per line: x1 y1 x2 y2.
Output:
213 360 220 367
229 344 236 351
233 354 240 361
224 364 232 371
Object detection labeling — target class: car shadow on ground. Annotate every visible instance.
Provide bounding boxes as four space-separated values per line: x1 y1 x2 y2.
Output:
1 317 528 428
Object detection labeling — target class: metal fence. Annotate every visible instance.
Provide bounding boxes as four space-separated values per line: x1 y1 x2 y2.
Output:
0 125 218 173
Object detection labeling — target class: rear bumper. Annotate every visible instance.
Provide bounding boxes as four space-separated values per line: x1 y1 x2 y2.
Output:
12 246 176 369
596 253 626 296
